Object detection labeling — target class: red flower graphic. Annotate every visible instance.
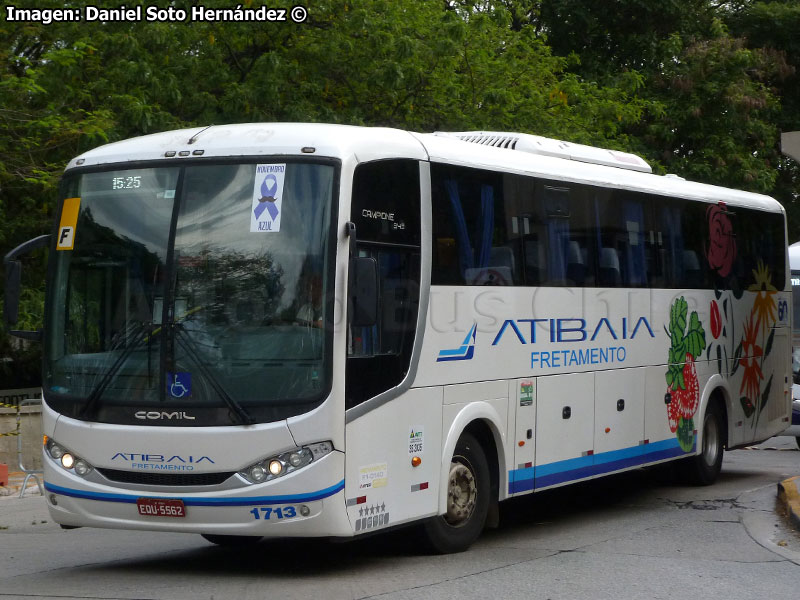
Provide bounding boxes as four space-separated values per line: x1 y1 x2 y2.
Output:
706 203 736 277
739 314 764 407
710 300 721 339
666 354 700 433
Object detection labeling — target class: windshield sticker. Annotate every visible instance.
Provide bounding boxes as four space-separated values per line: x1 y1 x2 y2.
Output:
251 164 286 233
57 197 81 251
167 372 192 398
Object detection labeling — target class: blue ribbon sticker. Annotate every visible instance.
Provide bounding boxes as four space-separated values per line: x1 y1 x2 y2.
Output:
251 164 286 233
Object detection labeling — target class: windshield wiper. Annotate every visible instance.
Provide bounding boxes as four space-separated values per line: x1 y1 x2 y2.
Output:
173 324 255 425
80 322 156 419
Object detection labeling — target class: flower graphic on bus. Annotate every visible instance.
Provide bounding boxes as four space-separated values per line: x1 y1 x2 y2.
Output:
664 296 706 451
712 254 777 424
706 202 736 278
737 313 764 417
748 260 777 334
709 300 722 339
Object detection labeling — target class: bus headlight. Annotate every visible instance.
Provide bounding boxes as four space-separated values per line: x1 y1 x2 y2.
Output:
46 439 93 478
238 441 333 484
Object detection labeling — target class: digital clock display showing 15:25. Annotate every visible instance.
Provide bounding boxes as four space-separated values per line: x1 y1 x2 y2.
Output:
112 176 142 190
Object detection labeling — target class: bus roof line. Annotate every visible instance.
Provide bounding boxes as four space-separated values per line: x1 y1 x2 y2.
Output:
433 130 653 174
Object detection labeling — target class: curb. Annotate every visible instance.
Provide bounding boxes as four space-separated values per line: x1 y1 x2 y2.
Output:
777 476 800 530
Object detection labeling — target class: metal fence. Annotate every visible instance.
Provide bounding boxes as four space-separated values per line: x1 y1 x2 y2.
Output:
1 388 44 497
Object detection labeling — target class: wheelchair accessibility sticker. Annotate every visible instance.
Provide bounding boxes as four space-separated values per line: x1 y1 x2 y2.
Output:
167 372 192 398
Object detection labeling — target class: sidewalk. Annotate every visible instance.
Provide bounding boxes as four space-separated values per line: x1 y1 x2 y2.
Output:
0 470 43 499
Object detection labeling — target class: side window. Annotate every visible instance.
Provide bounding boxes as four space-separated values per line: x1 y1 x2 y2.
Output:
654 197 710 289
736 207 786 289
594 190 654 287
431 164 520 286
346 160 421 408
653 199 683 288
522 181 593 287
681 201 712 288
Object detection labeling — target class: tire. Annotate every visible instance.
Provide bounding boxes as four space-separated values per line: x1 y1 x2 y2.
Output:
422 432 490 554
682 400 725 486
795 436 800 451
201 534 262 547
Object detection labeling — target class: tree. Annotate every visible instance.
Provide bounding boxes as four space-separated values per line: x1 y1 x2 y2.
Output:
535 0 785 200
724 0 800 239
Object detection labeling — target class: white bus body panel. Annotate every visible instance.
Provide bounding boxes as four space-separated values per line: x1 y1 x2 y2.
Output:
344 387 443 534
441 383 510 506
418 284 791 494
67 123 429 170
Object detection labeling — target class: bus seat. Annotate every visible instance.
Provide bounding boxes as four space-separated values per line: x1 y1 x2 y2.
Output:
599 247 621 286
490 246 516 280
566 241 585 285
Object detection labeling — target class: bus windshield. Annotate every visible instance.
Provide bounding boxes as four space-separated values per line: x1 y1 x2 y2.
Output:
44 161 336 426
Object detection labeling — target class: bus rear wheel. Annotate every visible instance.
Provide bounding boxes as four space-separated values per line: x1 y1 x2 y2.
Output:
682 400 725 486
201 534 262 547
422 432 490 554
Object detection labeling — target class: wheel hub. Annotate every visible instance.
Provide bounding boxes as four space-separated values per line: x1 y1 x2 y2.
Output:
445 461 476 526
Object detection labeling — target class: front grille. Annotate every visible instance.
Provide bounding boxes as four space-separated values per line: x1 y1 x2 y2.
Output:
97 468 235 487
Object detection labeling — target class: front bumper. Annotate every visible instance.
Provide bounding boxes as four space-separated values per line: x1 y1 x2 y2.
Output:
44 451 353 538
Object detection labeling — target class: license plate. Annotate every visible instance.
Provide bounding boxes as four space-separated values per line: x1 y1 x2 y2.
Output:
137 498 186 518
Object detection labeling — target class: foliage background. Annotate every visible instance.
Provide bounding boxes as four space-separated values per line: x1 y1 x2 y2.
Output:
1 0 798 385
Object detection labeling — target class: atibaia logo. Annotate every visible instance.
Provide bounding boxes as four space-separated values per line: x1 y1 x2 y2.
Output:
437 323 477 362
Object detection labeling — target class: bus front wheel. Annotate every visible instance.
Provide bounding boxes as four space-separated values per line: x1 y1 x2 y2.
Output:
422 432 490 553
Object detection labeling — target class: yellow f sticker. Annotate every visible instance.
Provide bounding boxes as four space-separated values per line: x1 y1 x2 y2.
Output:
57 197 81 251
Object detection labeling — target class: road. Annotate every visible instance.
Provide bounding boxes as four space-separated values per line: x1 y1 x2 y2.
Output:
1 438 798 600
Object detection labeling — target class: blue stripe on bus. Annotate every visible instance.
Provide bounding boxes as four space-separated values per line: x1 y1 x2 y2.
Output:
44 479 346 507
508 438 695 494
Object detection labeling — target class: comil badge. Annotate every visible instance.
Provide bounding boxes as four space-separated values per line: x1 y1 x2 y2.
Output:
250 164 286 233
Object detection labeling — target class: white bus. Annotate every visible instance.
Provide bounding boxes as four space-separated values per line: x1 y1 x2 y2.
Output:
4 124 792 552
786 242 800 448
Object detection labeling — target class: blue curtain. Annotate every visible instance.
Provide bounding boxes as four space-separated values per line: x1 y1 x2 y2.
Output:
445 180 473 277
445 179 495 278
